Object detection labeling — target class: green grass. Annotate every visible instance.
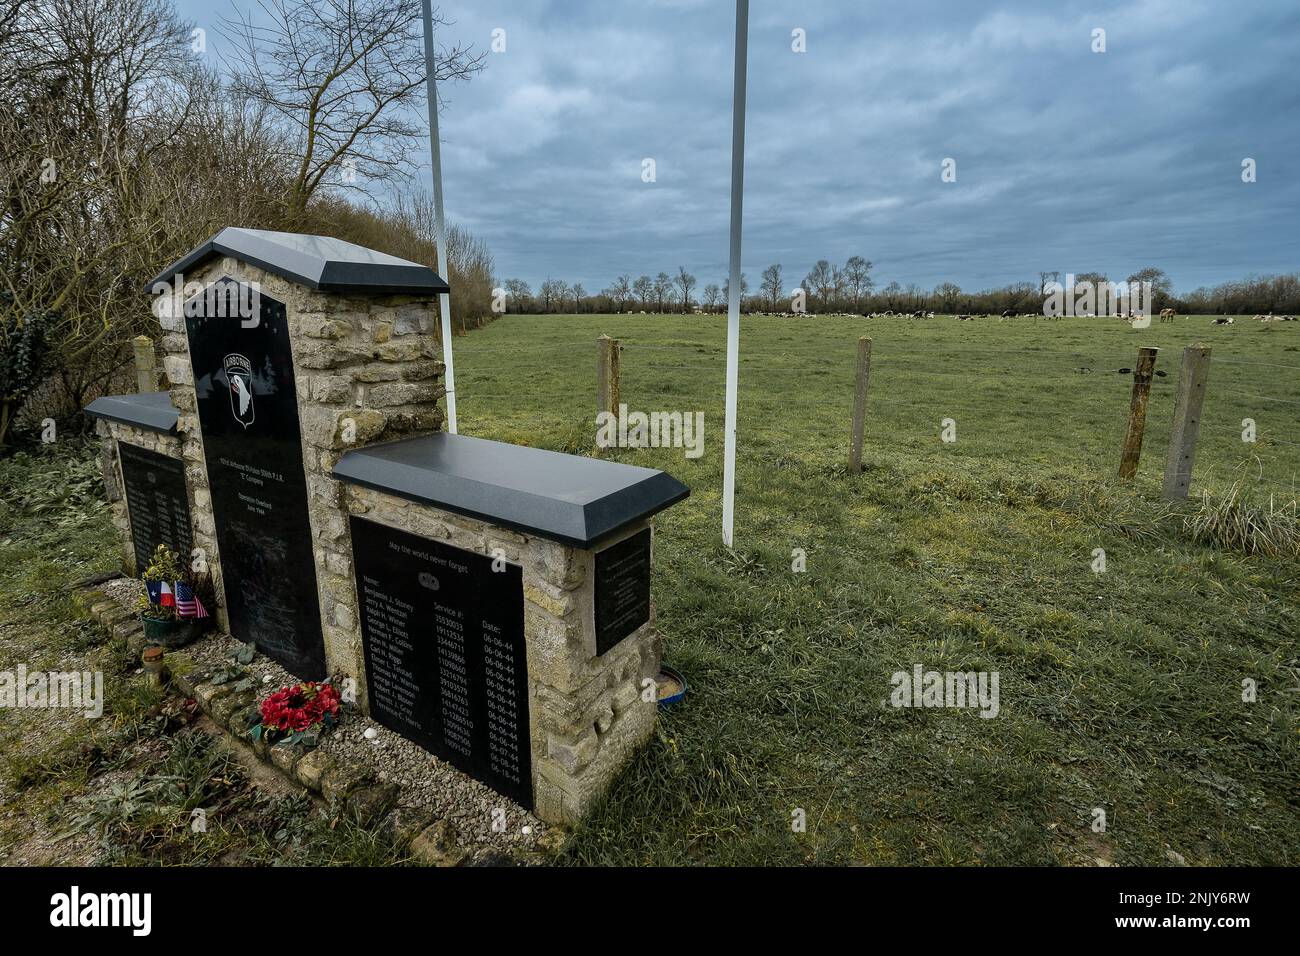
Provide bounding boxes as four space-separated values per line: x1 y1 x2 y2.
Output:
451 313 1299 865
0 442 409 866
2 314 1297 866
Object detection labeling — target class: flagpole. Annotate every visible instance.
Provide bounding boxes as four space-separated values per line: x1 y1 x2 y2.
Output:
421 0 458 434
722 0 748 547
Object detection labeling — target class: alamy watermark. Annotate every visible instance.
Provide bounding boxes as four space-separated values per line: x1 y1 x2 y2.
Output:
50 886 151 936
1043 276 1153 323
596 404 704 458
151 272 261 327
887 665 1000 718
0 665 103 718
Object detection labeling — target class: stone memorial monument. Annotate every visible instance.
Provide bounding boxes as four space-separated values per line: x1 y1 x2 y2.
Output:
87 227 689 825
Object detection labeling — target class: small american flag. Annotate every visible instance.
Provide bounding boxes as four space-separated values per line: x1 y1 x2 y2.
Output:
174 581 209 619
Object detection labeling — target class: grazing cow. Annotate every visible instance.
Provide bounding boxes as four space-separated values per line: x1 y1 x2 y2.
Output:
1159 308 1175 323
1212 317 1234 325
956 314 974 321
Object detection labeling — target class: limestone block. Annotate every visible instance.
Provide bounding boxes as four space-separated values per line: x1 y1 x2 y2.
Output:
401 361 443 382
320 763 375 803
547 726 600 775
270 741 303 775
392 305 435 336
535 540 587 591
366 382 436 407
295 749 335 792
354 365 402 384
524 582 576 619
312 376 353 403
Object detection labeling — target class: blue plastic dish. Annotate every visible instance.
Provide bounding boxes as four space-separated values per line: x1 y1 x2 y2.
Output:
656 664 687 708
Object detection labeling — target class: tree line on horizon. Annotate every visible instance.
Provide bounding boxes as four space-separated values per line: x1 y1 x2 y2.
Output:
499 263 1300 317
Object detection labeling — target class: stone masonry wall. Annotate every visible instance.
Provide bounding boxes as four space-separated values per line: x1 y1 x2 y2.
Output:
94 419 184 576
153 256 445 682
335 484 662 826
144 253 656 826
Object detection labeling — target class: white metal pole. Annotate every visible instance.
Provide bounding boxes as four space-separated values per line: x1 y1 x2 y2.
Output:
722 0 749 547
422 0 458 434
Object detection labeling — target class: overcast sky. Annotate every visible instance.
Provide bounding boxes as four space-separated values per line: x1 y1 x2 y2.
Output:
184 0 1300 295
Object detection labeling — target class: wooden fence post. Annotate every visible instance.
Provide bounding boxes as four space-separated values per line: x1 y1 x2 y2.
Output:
132 335 157 393
596 334 620 417
848 336 872 471
1162 346 1212 500
1118 345 1159 479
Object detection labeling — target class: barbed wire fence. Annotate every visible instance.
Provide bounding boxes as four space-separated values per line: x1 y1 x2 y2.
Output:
450 330 1300 502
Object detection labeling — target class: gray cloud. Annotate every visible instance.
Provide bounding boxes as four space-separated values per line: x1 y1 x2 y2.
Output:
187 0 1300 295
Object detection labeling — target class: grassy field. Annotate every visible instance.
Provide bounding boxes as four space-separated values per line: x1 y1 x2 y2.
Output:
453 313 1299 865
1 313 1296 866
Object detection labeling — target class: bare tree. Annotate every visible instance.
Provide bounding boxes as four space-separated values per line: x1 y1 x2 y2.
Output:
632 275 653 310
503 278 531 313
538 278 564 312
722 273 748 308
675 266 696 312
221 0 483 217
1126 266 1171 308
842 255 873 311
603 274 631 311
760 263 782 311
0 0 199 443
702 283 721 313
653 271 672 313
803 260 835 312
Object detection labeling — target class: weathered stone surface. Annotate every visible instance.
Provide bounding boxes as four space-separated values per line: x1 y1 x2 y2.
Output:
230 704 262 742
294 748 336 792
366 382 435 407
193 681 235 711
312 376 353 403
270 741 303 775
354 365 401 384
211 689 255 728
402 361 443 382
409 819 466 867
548 726 599 775
320 763 375 803
92 253 666 832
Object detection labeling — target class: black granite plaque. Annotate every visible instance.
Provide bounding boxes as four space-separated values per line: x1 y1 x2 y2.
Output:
351 517 532 809
186 280 325 679
118 441 193 573
594 528 651 656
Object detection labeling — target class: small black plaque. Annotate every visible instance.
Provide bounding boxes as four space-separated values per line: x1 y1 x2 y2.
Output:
186 280 325 680
118 442 193 573
351 517 532 809
594 528 651 656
